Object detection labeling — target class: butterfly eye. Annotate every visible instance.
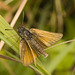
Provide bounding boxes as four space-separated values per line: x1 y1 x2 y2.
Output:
18 29 21 33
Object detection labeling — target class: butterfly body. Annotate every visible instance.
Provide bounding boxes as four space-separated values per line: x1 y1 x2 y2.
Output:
17 26 63 66
18 26 48 57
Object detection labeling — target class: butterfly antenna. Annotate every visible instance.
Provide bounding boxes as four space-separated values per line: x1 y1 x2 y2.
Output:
22 11 24 25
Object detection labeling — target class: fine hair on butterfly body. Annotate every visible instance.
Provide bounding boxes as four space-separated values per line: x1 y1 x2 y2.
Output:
17 26 63 66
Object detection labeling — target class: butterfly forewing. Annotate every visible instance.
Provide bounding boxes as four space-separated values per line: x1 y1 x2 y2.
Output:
20 39 37 66
30 28 63 47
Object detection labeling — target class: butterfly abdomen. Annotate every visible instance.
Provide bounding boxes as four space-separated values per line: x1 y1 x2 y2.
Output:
27 36 48 57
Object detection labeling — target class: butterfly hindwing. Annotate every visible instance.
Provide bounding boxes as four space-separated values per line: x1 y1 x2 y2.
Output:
20 39 37 66
30 28 63 47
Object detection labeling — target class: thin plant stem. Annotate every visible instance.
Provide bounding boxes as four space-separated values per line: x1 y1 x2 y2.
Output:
0 40 5 51
10 0 27 27
45 39 75 50
0 54 42 75
72 67 75 75
55 0 63 33
0 54 22 63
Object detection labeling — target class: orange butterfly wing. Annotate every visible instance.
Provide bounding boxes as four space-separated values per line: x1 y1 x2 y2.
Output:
20 39 37 66
30 28 63 47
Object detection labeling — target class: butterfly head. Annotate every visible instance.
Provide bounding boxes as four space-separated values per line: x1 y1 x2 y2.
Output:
18 26 25 33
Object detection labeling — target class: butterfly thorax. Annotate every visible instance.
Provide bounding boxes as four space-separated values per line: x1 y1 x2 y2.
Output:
17 26 32 40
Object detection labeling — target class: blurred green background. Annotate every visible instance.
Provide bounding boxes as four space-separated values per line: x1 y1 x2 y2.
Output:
0 0 75 75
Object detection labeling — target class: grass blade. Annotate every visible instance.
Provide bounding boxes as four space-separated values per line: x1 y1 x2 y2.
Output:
0 15 20 53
